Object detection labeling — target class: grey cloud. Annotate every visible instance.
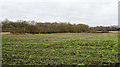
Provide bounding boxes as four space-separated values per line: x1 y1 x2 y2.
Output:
0 0 118 26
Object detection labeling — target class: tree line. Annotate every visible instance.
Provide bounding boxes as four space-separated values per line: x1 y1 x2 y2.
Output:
1 19 119 34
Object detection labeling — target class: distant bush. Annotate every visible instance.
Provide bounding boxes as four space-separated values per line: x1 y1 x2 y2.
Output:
1 19 89 34
1 19 118 34
101 31 109 33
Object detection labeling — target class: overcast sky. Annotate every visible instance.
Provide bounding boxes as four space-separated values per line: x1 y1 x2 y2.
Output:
0 0 119 26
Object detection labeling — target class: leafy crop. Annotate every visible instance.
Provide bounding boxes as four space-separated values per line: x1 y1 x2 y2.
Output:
2 33 119 65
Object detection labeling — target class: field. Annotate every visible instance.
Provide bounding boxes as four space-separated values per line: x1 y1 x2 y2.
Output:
1 33 119 65
0 32 10 35
109 31 119 33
